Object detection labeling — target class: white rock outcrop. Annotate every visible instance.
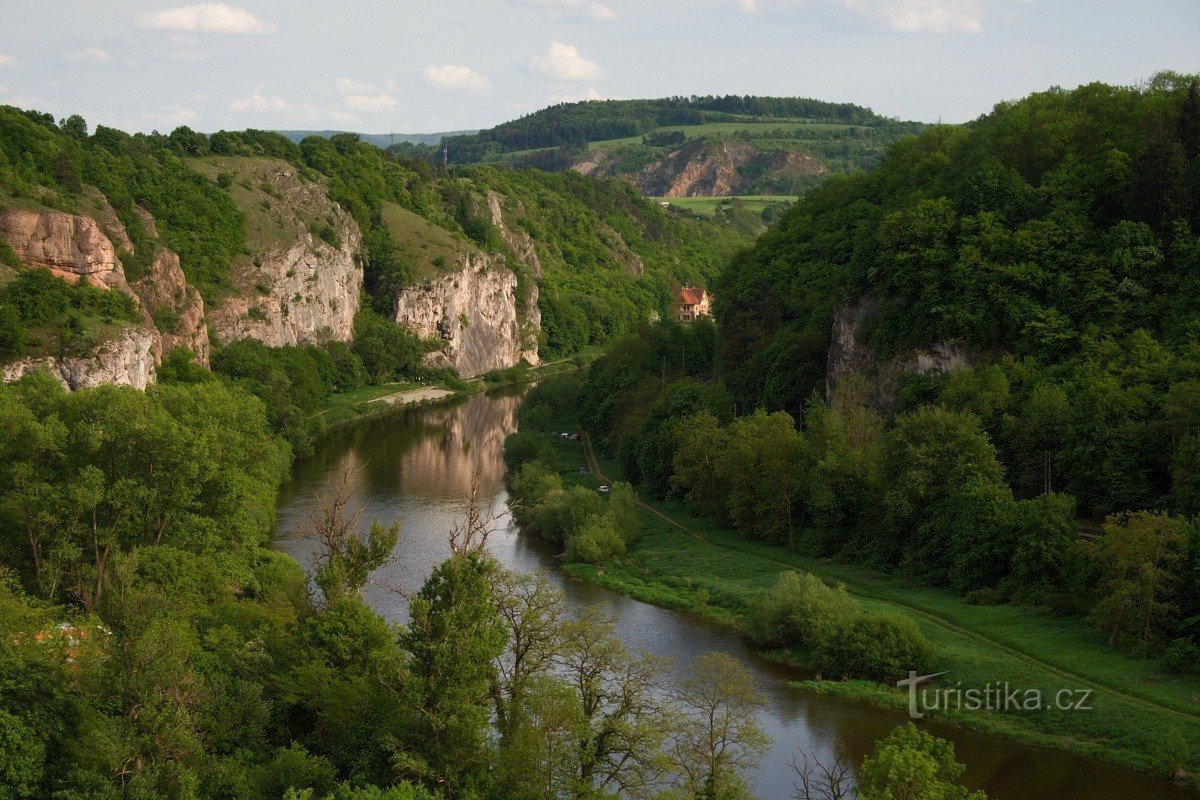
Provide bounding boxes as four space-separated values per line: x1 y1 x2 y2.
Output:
2 326 156 390
394 253 525 378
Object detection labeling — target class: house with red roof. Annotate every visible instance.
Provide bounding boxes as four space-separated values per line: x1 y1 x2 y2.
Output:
676 286 712 322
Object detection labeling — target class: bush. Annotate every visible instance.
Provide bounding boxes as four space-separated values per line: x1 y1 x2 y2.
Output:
1161 638 1200 676
816 613 934 683
744 571 858 648
567 514 626 564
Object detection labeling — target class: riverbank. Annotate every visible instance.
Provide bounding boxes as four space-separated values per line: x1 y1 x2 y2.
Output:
530 432 1200 786
313 353 593 432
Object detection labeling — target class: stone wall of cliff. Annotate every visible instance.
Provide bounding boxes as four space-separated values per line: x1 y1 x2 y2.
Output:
394 252 525 378
826 297 971 414
205 160 362 348
2 326 157 390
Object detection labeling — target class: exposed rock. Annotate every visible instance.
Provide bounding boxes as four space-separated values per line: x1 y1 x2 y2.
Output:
0 208 131 292
207 164 363 347
128 209 209 365
133 248 210 365
3 326 156 391
394 253 525 378
576 139 827 197
487 192 540 365
826 297 971 414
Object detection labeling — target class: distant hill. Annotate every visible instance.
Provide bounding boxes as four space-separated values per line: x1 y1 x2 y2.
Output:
442 96 926 197
273 129 476 149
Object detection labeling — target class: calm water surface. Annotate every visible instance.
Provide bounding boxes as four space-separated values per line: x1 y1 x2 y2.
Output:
274 389 1190 800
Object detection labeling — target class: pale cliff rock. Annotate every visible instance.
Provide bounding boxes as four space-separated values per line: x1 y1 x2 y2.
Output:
207 164 362 347
0 208 131 292
394 253 525 378
2 326 156 390
577 139 827 197
129 210 209 365
133 248 210 365
487 192 541 365
826 298 971 414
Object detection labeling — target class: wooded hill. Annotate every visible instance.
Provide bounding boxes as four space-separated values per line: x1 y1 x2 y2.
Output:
717 72 1200 518
424 96 926 196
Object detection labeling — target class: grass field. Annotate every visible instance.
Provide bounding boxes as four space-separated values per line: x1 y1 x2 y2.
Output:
379 201 471 282
586 120 864 151
653 195 797 216
518 426 1200 780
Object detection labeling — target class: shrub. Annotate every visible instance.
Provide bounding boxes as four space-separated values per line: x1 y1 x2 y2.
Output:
1161 638 1200 676
816 613 934 683
744 571 858 648
567 514 626 564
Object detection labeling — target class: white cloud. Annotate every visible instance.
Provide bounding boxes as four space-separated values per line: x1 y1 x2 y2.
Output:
734 0 757 12
516 0 617 21
0 86 7 95
168 33 201 46
839 0 986 33
68 47 112 64
423 64 491 92
137 3 277 35
0 54 19 67
528 41 603 82
343 93 398 112
229 90 288 113
328 110 359 125
139 104 198 127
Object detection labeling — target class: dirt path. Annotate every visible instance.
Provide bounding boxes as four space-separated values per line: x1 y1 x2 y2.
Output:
581 435 1200 722
369 386 455 407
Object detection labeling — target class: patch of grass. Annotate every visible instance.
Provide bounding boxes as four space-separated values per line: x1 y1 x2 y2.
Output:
379 201 472 283
653 195 797 217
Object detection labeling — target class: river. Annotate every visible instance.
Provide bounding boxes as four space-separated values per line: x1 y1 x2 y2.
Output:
273 389 1189 800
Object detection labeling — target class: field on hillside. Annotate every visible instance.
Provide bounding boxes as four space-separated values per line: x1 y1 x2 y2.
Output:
655 195 797 216
585 120 866 150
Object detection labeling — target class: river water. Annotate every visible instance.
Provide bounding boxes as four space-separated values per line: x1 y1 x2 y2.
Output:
273 389 1189 800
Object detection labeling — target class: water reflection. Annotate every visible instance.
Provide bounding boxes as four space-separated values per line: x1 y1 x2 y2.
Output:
274 389 1189 800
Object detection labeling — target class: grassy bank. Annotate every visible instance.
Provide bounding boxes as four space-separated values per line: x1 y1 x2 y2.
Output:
516 428 1200 782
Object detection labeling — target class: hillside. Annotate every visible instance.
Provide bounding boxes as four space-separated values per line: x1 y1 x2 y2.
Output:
442 96 926 196
716 72 1200 516
0 108 753 390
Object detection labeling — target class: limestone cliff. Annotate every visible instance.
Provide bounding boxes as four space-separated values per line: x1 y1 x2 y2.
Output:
487 192 541 365
394 253 525 378
2 326 156 390
0 208 131 293
204 159 362 347
0 206 208 387
826 297 971 413
575 139 827 197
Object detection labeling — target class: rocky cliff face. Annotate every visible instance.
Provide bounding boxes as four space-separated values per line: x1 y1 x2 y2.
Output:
826 297 971 413
0 206 209 387
2 326 156 390
487 192 540 365
206 162 362 348
575 139 827 197
0 208 131 292
394 253 525 378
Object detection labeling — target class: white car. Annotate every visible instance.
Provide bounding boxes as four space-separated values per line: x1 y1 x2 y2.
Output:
598 485 611 493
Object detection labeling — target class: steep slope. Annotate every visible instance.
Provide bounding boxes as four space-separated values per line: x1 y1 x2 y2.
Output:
189 156 362 347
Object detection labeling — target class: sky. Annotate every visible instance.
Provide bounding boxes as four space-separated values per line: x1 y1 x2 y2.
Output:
0 0 1197 135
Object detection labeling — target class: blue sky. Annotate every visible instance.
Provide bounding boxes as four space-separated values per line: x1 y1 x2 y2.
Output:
0 0 1197 134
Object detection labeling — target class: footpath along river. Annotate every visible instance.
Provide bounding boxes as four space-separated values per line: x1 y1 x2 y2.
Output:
274 388 1190 800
